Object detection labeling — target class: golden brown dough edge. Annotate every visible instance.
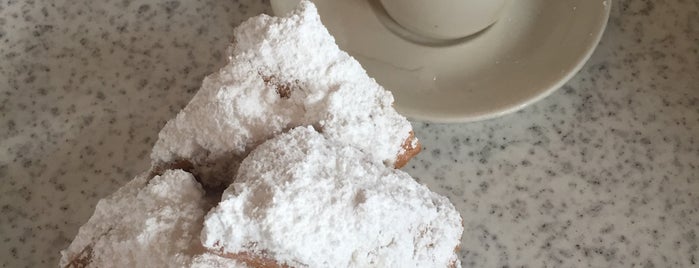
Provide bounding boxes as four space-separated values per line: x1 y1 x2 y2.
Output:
212 249 290 268
394 130 421 169
207 245 460 268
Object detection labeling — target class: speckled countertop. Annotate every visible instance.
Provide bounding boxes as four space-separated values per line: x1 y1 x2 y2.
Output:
1 0 697 267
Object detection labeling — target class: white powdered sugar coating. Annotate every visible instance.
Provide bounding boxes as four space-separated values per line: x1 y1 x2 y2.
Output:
201 127 463 267
59 170 209 267
151 1 413 186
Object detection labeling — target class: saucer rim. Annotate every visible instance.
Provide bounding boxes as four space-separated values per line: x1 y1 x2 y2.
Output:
409 3 612 123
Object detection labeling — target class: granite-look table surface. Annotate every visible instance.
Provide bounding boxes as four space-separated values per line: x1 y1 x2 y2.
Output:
1 0 697 267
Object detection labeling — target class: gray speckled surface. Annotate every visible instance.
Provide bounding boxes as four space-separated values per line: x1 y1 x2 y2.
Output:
1 0 697 267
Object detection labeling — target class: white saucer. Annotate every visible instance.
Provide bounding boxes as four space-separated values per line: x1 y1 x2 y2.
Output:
271 0 611 123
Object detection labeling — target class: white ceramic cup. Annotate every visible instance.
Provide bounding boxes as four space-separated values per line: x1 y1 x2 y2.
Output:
379 0 510 40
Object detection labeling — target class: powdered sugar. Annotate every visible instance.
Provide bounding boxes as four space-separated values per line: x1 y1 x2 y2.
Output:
62 2 456 267
151 1 414 187
59 170 209 267
201 127 462 267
